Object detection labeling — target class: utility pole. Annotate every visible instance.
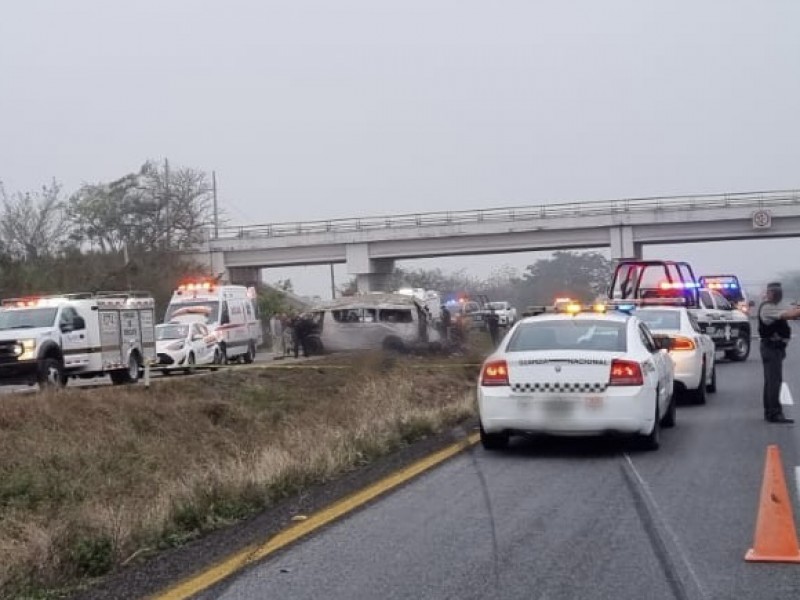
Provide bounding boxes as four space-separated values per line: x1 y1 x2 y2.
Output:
212 170 219 239
330 263 336 299
164 158 171 249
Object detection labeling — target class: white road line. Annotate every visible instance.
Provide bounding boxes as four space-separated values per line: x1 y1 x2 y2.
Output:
780 382 794 406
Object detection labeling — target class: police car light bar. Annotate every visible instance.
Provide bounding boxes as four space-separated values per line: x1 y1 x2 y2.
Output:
607 297 688 310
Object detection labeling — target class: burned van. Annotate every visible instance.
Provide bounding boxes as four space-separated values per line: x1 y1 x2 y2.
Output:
311 294 443 353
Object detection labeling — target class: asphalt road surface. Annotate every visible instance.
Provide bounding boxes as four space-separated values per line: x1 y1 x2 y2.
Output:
198 351 800 600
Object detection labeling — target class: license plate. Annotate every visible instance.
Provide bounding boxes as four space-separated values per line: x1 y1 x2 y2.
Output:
544 397 572 412
585 396 604 409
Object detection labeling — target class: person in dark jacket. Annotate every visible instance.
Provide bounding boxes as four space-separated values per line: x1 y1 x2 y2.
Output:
758 282 800 423
292 314 312 359
486 308 501 347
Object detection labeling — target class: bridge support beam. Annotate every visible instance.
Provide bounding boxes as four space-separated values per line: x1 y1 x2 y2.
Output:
346 243 395 293
609 225 641 260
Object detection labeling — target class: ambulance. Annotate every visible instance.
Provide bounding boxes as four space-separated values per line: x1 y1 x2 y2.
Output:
0 291 156 388
164 280 263 363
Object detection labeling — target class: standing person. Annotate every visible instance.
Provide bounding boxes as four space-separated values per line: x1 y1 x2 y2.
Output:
758 282 800 423
486 308 500 346
440 305 452 342
292 314 310 359
269 313 284 359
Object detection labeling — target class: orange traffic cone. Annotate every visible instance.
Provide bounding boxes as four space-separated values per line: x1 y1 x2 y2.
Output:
745 444 800 563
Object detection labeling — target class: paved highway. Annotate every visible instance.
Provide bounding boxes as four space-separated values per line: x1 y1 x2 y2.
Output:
196 351 800 600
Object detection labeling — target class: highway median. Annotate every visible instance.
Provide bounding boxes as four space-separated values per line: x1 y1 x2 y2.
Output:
0 354 479 599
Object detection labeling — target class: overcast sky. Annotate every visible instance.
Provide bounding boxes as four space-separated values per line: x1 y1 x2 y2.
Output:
2 1 799 298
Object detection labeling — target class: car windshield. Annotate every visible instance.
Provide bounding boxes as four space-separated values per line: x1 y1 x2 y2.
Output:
506 320 627 352
165 301 219 324
0 307 58 330
156 324 189 340
635 310 681 331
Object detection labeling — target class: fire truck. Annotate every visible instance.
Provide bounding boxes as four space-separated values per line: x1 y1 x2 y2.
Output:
0 292 156 388
164 280 263 363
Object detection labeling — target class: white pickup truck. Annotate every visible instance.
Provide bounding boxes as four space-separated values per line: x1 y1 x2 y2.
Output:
486 301 518 327
692 288 751 361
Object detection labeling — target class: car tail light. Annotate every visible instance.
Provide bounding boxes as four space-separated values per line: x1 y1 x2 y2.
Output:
670 336 696 351
481 360 509 386
609 359 644 386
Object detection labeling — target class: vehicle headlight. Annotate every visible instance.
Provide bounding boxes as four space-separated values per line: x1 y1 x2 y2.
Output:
166 341 185 351
17 339 36 360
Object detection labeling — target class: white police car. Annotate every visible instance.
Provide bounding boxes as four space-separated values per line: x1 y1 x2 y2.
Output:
478 303 675 451
635 306 716 404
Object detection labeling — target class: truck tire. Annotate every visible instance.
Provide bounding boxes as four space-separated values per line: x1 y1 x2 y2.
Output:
38 358 67 390
111 353 141 385
725 331 751 362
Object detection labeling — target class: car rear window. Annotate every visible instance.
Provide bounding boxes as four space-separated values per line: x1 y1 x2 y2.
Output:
506 320 627 352
635 310 681 331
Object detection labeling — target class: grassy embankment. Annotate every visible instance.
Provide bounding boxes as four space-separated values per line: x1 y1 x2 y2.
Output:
0 354 480 598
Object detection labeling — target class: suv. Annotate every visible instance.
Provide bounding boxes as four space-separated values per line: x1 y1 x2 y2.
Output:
694 288 751 361
485 301 517 327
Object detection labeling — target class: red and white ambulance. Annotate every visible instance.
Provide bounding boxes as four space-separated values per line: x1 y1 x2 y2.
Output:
164 280 263 363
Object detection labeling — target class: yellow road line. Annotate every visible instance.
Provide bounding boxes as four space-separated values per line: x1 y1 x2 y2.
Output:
149 432 481 600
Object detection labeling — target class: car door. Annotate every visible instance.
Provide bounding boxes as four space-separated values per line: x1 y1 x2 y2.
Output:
59 307 89 369
687 311 714 368
196 324 215 363
638 323 670 413
189 324 207 363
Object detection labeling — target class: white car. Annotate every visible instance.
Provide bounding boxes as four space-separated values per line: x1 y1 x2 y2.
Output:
635 307 716 404
478 305 675 451
486 301 518 327
156 322 221 374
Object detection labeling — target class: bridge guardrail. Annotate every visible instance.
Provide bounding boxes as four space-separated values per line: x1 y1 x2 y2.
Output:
214 189 800 240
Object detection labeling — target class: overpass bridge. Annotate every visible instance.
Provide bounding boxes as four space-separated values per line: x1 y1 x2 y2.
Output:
189 189 800 292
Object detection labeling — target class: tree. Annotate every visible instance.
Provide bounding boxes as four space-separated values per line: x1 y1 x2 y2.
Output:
0 180 71 260
68 160 215 253
522 251 612 304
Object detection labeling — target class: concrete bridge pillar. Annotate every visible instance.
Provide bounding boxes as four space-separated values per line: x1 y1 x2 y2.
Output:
609 225 641 260
346 243 395 293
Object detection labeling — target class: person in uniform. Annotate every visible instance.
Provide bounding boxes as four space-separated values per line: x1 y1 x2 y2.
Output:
487 308 501 347
758 282 800 423
269 313 284 359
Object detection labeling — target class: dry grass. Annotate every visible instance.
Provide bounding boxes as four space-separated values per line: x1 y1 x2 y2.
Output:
0 354 478 598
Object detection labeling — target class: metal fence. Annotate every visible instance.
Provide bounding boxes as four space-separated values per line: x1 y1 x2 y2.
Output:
214 189 800 241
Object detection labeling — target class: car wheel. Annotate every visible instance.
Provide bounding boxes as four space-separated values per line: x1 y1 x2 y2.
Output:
725 333 750 362
692 364 707 405
480 423 509 451
661 389 677 428
706 361 717 393
38 357 67 390
639 392 661 450
184 352 196 374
